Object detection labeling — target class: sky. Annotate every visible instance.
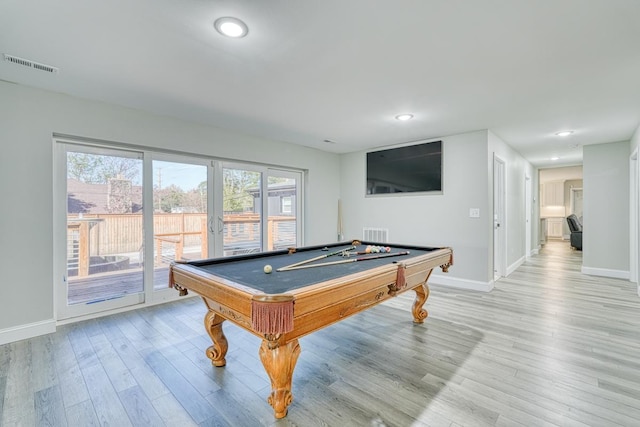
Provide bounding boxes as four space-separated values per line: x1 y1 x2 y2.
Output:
153 160 206 191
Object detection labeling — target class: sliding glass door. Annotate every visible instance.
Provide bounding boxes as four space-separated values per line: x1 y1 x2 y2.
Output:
152 157 209 291
58 144 146 318
56 141 302 320
220 163 302 255
267 170 300 251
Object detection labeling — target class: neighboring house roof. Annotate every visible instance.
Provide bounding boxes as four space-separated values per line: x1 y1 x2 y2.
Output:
247 182 297 197
67 178 142 214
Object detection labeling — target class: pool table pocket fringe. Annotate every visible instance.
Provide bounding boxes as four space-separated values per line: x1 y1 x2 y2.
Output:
251 299 294 335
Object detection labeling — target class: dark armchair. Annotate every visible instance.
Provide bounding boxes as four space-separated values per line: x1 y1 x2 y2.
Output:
566 214 582 250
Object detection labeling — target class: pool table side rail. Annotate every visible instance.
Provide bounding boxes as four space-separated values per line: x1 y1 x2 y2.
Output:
170 264 257 327
283 248 452 340
170 247 452 341
184 240 443 268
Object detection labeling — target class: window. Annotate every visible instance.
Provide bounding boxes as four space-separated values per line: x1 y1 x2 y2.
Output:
281 196 292 214
56 137 304 319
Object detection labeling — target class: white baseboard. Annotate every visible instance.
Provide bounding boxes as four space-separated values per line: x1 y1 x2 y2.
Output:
430 273 493 292
581 266 630 280
507 256 526 276
0 319 56 346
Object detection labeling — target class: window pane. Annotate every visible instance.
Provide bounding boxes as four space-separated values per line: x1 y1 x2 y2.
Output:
223 168 261 255
268 175 297 250
152 160 208 290
66 151 143 305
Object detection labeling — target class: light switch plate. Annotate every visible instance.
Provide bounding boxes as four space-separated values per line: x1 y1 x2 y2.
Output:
469 208 480 218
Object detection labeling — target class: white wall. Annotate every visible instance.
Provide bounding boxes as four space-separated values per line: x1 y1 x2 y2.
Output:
582 140 630 278
0 81 341 339
488 131 536 273
340 130 493 289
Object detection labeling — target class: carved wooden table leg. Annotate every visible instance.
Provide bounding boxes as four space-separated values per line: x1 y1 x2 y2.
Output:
204 310 228 367
412 283 430 323
259 337 301 419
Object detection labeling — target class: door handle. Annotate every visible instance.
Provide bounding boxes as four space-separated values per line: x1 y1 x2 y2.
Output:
218 216 223 234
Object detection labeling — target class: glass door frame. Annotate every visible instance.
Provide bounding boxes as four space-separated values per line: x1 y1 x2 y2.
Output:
54 141 147 320
147 152 214 304
55 137 304 322
216 161 303 255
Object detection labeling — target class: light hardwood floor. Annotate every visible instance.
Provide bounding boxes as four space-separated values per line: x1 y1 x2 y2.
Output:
2 240 640 426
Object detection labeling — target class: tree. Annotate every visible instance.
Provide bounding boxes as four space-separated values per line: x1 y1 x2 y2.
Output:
155 184 185 213
67 152 140 184
223 169 260 212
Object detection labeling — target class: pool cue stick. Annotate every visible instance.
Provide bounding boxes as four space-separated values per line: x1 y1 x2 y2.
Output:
277 245 356 272
343 248 391 256
279 251 410 271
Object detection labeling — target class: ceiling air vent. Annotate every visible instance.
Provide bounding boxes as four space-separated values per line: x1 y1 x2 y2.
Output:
3 54 59 74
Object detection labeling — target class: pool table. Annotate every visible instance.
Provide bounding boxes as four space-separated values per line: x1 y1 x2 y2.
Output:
169 240 453 418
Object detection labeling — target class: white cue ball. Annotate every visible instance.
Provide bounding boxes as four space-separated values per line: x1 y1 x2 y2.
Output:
263 264 273 274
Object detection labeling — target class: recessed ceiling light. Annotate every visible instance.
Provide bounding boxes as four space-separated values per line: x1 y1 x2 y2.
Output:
555 131 573 137
550 156 560 161
395 114 414 121
214 17 249 38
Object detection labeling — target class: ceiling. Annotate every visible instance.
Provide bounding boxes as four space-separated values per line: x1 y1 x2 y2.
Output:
2 0 640 168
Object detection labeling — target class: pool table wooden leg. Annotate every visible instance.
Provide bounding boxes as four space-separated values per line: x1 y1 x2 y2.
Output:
259 338 301 419
204 310 228 367
412 283 430 323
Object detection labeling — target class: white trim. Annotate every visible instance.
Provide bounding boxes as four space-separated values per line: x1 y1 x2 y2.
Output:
56 293 198 326
581 266 630 280
507 255 526 276
430 273 494 292
532 248 540 255
0 319 56 345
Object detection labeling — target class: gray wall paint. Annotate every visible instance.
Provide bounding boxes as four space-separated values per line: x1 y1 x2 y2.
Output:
339 130 534 286
339 130 493 283
0 81 341 331
632 124 640 154
583 141 630 272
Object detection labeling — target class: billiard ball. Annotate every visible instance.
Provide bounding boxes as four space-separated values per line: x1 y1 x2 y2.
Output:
264 265 273 274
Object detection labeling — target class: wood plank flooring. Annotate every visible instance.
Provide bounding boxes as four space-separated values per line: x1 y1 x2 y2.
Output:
2 240 640 426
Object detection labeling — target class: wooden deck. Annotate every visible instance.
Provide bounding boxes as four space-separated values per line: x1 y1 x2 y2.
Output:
67 267 170 305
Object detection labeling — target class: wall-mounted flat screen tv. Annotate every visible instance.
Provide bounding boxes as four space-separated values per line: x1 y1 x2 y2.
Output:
366 140 442 195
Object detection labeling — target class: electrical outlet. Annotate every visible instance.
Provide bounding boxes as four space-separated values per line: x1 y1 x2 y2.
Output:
469 208 480 218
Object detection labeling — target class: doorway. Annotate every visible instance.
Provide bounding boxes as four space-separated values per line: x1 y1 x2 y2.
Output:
493 155 506 280
631 149 639 292
525 175 532 257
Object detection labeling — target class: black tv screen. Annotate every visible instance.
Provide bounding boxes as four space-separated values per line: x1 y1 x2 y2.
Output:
366 140 442 195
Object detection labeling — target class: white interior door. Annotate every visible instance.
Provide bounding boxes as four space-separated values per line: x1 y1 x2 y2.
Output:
630 149 639 290
493 155 506 281
525 175 532 257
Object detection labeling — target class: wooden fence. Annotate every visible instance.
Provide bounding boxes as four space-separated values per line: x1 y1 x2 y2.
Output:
67 213 296 276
